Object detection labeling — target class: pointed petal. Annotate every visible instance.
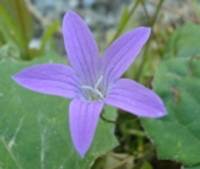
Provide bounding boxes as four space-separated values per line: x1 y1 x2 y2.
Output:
102 27 151 84
13 64 79 99
69 99 103 157
105 79 166 118
62 11 99 85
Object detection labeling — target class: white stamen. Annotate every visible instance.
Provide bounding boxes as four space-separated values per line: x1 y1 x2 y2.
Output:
94 89 104 99
81 85 95 91
95 75 103 89
81 85 104 99
81 75 104 100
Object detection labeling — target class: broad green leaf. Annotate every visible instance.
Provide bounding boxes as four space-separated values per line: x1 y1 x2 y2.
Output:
142 57 200 166
0 58 117 169
165 23 200 59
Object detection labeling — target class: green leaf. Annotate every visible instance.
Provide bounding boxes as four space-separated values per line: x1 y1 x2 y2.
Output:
185 166 200 169
165 23 200 59
0 58 117 169
142 57 200 166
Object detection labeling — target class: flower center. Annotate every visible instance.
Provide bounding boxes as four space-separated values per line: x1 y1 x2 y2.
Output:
81 75 104 101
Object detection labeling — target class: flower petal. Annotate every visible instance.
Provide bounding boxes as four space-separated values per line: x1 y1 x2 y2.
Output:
13 64 79 99
62 11 99 85
102 27 151 84
105 79 166 118
69 99 103 157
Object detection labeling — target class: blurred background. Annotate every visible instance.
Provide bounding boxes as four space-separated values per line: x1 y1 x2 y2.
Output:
1 0 200 61
0 0 200 169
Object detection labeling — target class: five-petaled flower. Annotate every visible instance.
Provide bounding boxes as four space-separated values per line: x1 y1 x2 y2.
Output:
13 11 166 157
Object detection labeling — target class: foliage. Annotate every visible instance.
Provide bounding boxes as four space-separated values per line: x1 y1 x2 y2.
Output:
0 57 117 169
185 166 200 169
0 0 33 59
0 0 60 60
164 23 200 59
142 23 200 168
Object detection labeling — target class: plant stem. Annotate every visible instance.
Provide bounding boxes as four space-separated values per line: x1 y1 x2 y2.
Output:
14 0 30 59
110 0 141 43
150 0 165 26
128 129 146 137
135 0 165 81
141 0 150 21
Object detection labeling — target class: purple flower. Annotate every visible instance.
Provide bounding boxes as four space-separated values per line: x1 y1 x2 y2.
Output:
13 11 166 157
